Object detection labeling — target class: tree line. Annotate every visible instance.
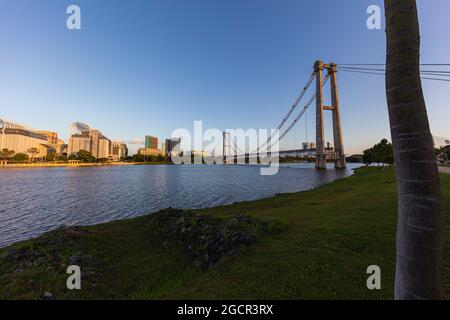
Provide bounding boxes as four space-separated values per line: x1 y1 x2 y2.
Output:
362 139 394 166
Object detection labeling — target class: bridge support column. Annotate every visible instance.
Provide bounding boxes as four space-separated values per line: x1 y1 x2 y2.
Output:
315 61 327 169
329 64 346 169
223 132 230 164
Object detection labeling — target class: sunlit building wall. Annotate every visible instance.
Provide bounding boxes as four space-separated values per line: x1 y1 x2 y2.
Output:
0 119 53 158
38 131 58 145
138 148 162 156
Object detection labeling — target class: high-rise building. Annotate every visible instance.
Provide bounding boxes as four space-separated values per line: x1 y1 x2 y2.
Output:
145 135 158 149
68 123 111 159
165 138 181 156
302 142 316 150
112 141 128 161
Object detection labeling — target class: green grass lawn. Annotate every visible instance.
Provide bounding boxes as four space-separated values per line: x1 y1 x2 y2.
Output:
1 167 449 299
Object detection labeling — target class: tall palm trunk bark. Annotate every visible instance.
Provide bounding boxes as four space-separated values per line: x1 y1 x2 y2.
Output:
384 0 443 299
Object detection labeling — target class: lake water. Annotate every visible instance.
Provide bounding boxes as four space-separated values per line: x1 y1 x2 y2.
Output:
0 163 361 247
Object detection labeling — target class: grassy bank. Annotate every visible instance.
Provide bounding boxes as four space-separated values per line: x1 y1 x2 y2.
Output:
1 167 449 299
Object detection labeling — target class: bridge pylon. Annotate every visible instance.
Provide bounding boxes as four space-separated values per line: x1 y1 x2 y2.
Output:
223 132 231 164
314 60 346 169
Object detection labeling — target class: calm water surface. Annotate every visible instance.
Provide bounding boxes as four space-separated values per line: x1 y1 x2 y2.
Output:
0 163 361 247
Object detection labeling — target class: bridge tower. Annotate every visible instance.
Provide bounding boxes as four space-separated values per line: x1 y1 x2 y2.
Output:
314 61 346 169
223 132 231 164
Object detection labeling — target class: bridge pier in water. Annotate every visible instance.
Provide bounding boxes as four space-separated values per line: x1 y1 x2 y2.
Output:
314 61 346 169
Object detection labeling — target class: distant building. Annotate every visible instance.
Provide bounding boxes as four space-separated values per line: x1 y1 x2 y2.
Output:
0 118 56 159
302 142 316 150
145 135 158 149
68 122 111 159
326 141 334 150
138 148 162 157
112 141 128 161
165 138 181 157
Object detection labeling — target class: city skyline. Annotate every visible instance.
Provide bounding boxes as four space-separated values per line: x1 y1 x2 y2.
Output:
1 0 450 155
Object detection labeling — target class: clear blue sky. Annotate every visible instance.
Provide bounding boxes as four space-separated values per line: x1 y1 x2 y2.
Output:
1 0 449 155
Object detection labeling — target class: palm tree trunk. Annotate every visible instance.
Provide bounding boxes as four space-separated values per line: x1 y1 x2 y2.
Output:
384 0 443 299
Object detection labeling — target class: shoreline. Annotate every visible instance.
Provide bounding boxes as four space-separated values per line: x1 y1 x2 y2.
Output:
0 161 172 169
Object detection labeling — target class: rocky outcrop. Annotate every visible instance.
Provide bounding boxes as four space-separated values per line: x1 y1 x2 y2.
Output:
153 209 264 269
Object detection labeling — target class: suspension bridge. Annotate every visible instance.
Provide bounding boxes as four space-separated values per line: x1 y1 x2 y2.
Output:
220 60 450 170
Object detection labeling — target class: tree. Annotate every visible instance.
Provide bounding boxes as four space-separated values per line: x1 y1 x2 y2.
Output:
27 148 39 162
362 148 374 166
76 150 95 163
13 153 29 162
132 154 146 162
362 139 394 166
372 139 394 166
440 145 450 161
0 148 15 160
68 154 78 161
46 153 57 162
385 0 443 299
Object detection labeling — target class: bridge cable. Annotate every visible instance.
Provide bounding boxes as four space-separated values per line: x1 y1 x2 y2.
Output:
336 67 450 82
337 63 450 67
264 75 330 152
251 74 316 154
338 66 450 75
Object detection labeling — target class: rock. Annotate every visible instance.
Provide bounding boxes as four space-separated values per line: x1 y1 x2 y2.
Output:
225 218 239 229
153 209 259 270
65 228 82 238
52 254 61 263
12 248 32 261
202 254 210 269
27 280 36 287
68 255 81 265
39 292 56 300
210 253 221 264
192 260 201 269
82 255 93 263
